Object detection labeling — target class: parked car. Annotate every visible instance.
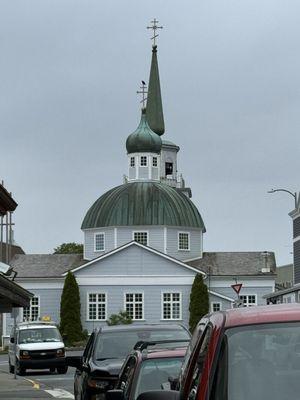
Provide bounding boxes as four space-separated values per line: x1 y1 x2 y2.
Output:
106 340 187 400
67 324 190 400
135 304 300 400
8 320 67 375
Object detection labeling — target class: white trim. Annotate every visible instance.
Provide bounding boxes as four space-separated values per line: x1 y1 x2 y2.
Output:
209 278 275 288
208 290 235 302
86 291 107 322
132 231 149 246
293 236 300 243
211 302 222 312
163 227 167 254
76 276 195 286
161 291 182 321
94 232 105 252
65 241 206 276
124 291 144 321
178 231 190 251
135 156 138 179
22 295 40 322
114 228 117 249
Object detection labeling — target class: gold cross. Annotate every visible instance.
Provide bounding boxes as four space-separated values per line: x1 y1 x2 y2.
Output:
147 18 163 46
136 81 148 108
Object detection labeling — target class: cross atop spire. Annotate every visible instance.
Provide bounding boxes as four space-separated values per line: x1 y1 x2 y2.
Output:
136 81 148 108
147 18 163 47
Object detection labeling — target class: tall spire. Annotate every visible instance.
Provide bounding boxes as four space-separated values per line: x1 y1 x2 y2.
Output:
145 19 165 136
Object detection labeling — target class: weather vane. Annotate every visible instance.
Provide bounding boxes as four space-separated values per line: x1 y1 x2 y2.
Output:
147 18 163 46
137 81 148 108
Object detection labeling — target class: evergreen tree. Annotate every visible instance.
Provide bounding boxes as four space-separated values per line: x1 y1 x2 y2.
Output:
60 271 84 344
54 242 83 254
189 274 209 333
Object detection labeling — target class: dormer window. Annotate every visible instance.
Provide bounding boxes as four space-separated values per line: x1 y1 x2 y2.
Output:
153 157 158 167
140 156 147 166
130 157 135 167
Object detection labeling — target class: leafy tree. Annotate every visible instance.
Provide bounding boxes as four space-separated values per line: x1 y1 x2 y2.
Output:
189 274 209 333
60 271 84 344
54 242 83 254
107 311 133 326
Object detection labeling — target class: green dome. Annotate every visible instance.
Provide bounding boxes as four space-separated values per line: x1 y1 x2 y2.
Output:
126 109 162 154
81 182 206 230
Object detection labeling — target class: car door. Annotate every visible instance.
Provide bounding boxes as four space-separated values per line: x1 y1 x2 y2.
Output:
118 355 138 400
75 332 95 399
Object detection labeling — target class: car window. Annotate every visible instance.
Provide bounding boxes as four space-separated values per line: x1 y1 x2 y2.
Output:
119 356 137 399
83 332 95 362
187 325 212 400
18 328 62 344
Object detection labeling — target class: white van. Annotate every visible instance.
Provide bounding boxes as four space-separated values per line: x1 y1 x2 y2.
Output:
8 321 67 375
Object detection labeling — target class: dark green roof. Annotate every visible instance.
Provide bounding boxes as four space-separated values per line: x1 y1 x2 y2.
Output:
82 182 205 230
126 109 162 154
146 45 165 136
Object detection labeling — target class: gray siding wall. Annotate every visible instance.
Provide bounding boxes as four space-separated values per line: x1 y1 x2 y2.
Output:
138 167 148 179
129 166 136 179
294 240 300 284
117 226 165 252
79 284 192 332
167 228 202 261
209 294 232 311
293 215 300 238
76 245 196 277
84 228 115 260
211 286 272 306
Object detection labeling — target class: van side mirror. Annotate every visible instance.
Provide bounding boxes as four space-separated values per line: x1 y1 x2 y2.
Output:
66 356 83 369
106 390 124 400
10 337 14 344
137 390 180 400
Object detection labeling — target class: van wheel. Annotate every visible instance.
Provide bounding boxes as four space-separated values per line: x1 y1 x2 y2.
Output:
16 360 25 376
9 360 14 374
57 366 68 374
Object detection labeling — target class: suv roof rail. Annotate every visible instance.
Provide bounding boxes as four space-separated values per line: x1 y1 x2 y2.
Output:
134 339 189 351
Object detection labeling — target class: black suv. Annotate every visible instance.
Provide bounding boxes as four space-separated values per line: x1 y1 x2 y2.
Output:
67 324 190 400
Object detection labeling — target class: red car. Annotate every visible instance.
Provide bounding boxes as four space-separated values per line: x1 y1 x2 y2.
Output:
136 304 300 400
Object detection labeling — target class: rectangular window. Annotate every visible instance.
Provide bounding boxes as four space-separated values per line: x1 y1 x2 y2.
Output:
130 157 135 167
94 233 105 252
162 292 181 320
88 293 106 321
211 302 221 312
133 231 148 246
23 296 40 322
125 293 143 320
140 156 147 166
239 294 257 307
178 232 190 250
152 157 158 167
165 162 173 175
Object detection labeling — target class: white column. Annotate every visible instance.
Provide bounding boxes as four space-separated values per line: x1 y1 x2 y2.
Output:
164 227 167 254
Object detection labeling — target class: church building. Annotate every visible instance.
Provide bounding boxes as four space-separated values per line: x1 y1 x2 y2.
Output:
1 23 276 343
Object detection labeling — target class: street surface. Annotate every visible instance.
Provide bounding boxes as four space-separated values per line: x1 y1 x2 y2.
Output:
0 351 82 399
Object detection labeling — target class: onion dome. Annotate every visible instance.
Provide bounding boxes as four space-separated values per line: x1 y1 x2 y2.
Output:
81 181 206 231
126 108 162 154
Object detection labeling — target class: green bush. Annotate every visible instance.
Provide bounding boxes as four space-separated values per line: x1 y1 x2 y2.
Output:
60 271 84 345
107 311 133 326
189 274 209 333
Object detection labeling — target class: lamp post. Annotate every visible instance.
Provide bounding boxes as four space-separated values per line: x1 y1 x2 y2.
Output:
268 188 300 285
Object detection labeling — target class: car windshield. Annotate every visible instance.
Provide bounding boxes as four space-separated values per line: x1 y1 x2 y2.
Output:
18 328 62 344
134 357 183 399
215 322 300 400
94 329 190 360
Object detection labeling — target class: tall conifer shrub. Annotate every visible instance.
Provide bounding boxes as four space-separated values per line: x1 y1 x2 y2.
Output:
189 274 209 333
60 271 84 344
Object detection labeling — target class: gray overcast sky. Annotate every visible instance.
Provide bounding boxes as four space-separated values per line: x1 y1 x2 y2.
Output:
1 0 299 266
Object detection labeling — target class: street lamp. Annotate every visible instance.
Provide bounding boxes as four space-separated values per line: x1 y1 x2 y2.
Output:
268 188 299 209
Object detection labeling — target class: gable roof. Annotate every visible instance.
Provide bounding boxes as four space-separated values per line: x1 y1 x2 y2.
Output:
10 254 84 278
186 252 276 276
66 241 206 276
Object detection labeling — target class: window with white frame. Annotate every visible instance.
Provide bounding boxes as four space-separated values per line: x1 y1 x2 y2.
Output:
95 233 105 252
152 157 158 167
23 296 40 321
88 293 106 320
211 302 221 312
162 292 181 320
178 232 190 250
239 294 257 307
133 231 148 246
130 157 135 167
140 156 147 166
125 293 143 320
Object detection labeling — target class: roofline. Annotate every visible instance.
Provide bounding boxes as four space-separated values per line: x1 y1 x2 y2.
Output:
208 290 235 302
263 283 300 299
65 241 206 276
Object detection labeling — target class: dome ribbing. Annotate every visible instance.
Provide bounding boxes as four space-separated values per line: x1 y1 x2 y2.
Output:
81 182 205 231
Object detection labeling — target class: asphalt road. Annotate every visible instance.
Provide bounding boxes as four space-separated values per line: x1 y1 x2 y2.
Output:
0 351 82 399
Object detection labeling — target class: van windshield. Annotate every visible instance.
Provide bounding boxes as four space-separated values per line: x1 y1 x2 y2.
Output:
18 328 62 344
214 322 300 400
